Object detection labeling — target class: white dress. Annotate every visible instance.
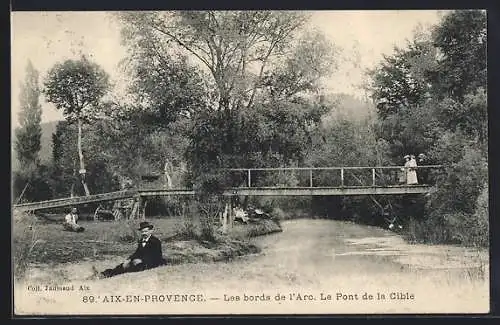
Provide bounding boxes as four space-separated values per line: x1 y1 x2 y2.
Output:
406 159 418 185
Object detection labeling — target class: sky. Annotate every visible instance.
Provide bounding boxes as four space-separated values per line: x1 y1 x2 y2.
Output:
10 10 448 129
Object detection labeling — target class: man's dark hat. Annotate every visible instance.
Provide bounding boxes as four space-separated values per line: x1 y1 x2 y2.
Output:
138 221 154 230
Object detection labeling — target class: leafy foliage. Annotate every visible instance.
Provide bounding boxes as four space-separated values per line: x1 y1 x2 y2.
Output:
185 99 327 194
116 11 335 112
368 37 436 120
367 10 488 247
15 61 43 172
51 120 120 197
123 50 208 125
13 165 54 203
426 136 488 215
44 56 110 121
432 10 487 100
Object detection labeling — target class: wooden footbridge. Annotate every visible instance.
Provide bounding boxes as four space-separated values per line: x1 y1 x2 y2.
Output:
12 166 442 213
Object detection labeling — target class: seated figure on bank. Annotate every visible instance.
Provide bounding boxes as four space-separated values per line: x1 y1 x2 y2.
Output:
91 221 166 279
63 207 85 232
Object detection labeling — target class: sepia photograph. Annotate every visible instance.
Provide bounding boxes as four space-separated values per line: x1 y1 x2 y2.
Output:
11 10 489 315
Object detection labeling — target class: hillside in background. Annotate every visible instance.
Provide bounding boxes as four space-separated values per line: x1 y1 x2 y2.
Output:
11 120 59 172
321 93 376 124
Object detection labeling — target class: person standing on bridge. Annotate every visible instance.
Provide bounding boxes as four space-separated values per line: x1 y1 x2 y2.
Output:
63 207 85 232
417 153 429 184
164 159 173 189
90 221 166 279
405 155 418 185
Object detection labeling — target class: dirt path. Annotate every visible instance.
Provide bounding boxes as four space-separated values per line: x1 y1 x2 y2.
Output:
15 219 489 315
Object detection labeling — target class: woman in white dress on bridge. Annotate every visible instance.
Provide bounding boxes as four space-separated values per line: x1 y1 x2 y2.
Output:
404 155 418 185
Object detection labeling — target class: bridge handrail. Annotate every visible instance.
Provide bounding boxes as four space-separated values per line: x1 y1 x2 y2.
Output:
13 189 138 209
227 165 444 171
227 165 445 188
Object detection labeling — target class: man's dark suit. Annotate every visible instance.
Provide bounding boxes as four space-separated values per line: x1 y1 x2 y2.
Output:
129 235 164 268
101 235 165 278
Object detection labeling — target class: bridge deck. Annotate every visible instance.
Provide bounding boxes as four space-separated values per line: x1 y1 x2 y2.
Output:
13 190 138 212
13 185 433 212
224 185 432 196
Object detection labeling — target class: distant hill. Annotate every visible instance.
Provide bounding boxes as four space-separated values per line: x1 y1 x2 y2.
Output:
11 120 60 172
321 93 376 125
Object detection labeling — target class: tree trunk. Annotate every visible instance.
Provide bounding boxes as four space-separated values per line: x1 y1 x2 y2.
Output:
77 117 91 196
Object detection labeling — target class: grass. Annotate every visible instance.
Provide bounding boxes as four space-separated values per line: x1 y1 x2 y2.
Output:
12 211 40 280
13 216 191 265
13 212 284 280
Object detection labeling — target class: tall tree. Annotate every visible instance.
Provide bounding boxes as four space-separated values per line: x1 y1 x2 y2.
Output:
116 11 334 113
368 10 487 158
431 10 487 145
431 10 486 101
44 56 110 196
366 35 440 159
117 11 336 192
15 60 43 173
367 36 437 120
121 44 208 126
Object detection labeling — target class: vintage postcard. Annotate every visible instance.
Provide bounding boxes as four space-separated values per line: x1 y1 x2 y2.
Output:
11 10 489 315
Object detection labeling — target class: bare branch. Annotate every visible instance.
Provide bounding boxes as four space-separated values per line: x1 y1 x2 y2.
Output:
149 22 214 75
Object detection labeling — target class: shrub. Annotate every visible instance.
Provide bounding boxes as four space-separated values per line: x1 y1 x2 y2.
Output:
245 219 283 237
174 203 200 241
12 165 54 203
85 159 121 194
470 183 489 248
403 186 488 248
270 207 286 220
13 211 40 281
405 139 489 247
197 200 221 242
427 134 487 215
178 218 199 240
403 214 456 245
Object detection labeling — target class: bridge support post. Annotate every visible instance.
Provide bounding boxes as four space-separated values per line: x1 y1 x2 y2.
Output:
220 198 233 233
129 196 144 220
228 199 234 229
140 197 147 220
221 205 228 234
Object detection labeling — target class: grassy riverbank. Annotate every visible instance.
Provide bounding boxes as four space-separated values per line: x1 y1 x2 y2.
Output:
12 211 282 281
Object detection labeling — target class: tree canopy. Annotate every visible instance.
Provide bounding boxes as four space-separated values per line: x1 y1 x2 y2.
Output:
44 56 110 122
116 11 335 112
15 60 43 172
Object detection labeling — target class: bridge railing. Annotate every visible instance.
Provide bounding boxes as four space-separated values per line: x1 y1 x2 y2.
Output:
227 165 444 188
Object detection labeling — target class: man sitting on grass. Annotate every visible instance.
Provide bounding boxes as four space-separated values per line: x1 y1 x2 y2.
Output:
91 221 165 279
63 207 85 232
